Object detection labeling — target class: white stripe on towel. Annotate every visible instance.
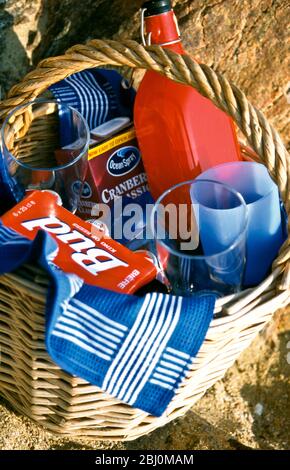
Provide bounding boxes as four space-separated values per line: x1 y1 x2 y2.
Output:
156 366 179 378
111 294 167 399
71 298 127 332
72 73 96 129
152 372 176 384
102 293 157 392
66 75 87 119
64 308 121 343
54 322 115 357
149 379 173 391
159 360 183 372
57 316 118 350
83 71 107 125
51 331 112 361
162 353 187 367
126 297 182 405
166 347 190 360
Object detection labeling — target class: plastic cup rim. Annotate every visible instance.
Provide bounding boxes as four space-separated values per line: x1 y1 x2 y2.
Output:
150 178 249 261
197 161 276 204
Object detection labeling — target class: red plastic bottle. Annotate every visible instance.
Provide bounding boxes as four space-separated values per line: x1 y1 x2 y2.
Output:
134 0 242 200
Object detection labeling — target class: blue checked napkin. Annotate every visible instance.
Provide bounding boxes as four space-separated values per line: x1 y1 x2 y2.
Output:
0 222 215 416
49 68 136 144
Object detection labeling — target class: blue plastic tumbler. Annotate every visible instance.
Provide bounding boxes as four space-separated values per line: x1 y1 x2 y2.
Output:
197 161 287 286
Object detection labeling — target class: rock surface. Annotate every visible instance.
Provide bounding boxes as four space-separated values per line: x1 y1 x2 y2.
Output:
0 0 289 146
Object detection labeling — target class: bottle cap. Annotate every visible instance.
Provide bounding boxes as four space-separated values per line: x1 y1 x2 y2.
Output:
142 0 172 17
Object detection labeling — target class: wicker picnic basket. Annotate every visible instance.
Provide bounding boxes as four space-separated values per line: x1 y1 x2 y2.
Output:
0 39 289 441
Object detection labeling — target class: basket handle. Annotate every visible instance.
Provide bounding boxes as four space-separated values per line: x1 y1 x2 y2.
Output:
0 38 289 279
0 39 289 195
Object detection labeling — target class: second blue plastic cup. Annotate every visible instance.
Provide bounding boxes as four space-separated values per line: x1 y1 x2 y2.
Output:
197 161 287 286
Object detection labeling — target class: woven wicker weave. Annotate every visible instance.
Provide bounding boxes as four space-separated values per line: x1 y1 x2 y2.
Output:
0 40 289 441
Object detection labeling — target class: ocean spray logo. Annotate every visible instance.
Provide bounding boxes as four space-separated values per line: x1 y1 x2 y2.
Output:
72 180 92 199
107 146 141 177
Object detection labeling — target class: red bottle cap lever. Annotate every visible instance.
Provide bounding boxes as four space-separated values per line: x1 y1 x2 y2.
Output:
140 4 181 47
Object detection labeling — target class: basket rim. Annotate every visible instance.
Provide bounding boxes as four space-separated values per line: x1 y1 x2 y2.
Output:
1 98 90 172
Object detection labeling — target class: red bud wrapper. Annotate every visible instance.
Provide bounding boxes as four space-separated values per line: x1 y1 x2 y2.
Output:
1 191 157 294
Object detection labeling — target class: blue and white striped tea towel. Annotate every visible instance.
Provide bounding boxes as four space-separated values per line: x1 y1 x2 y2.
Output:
0 222 216 416
49 68 136 146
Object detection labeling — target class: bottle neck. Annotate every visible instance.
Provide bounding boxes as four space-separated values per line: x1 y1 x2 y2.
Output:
144 10 184 54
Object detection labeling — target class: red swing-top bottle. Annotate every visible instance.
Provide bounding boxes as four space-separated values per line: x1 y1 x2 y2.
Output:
134 0 242 200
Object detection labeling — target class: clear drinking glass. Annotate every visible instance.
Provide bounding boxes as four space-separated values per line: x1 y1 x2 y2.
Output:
151 179 248 296
1 100 89 213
